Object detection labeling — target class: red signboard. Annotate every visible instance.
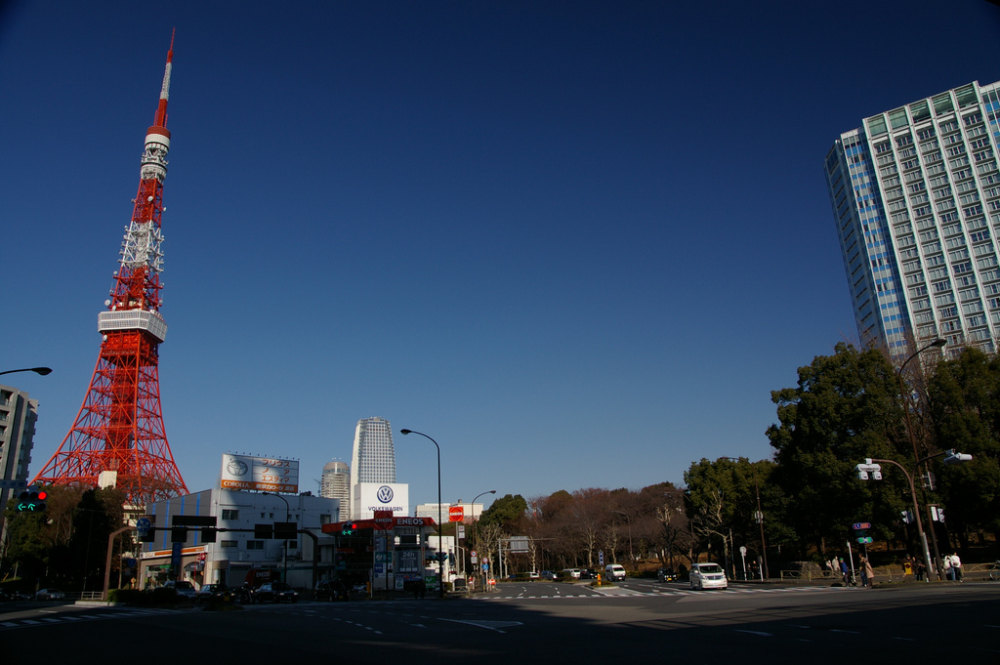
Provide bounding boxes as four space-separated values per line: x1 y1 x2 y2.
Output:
373 510 394 530
449 506 464 522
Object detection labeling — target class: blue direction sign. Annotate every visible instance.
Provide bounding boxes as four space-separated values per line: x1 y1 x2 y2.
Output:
136 517 152 538
852 522 872 531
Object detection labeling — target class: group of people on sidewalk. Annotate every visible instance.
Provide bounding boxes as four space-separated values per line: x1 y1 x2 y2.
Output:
827 551 964 587
943 552 963 581
827 555 874 587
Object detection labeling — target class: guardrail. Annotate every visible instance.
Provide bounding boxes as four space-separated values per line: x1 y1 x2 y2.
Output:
781 562 1000 584
779 570 841 583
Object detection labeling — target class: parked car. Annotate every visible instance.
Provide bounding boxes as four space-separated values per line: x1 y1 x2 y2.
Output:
162 580 197 599
540 570 557 580
255 581 298 603
579 569 598 580
657 568 678 582
35 588 66 601
196 584 230 603
561 568 582 579
605 564 627 581
689 563 728 590
527 570 540 579
315 580 348 601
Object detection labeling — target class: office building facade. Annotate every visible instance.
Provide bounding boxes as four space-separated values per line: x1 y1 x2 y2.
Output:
826 80 1000 359
138 488 339 589
0 386 39 547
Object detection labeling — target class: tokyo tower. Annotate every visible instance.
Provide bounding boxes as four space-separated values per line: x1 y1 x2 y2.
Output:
33 34 188 505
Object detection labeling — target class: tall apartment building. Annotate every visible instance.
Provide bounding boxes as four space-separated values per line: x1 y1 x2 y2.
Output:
320 459 350 522
826 80 1000 360
0 385 39 547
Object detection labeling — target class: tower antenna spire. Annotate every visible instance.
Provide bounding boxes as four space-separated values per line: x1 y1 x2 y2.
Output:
153 29 174 129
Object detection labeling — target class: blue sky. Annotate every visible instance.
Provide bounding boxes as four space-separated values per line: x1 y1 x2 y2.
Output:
2 1 999 511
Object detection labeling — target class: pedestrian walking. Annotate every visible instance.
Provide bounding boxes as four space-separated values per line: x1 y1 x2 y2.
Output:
915 559 926 581
863 557 874 588
839 557 850 585
950 552 963 582
944 554 954 580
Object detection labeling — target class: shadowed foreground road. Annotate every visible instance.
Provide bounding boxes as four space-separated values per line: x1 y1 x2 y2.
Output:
4 583 999 664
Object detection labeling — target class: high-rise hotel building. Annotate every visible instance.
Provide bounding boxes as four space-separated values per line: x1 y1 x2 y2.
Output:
320 459 350 522
825 80 1000 360
0 385 39 548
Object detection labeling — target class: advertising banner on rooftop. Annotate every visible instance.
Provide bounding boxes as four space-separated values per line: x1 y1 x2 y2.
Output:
220 453 299 493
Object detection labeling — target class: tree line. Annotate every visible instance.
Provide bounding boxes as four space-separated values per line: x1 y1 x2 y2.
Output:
471 343 1000 576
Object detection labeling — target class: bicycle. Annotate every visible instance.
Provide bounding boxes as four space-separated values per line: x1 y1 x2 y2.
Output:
989 560 1000 581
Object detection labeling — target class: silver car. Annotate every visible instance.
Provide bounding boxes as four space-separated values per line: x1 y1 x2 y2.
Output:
689 563 728 590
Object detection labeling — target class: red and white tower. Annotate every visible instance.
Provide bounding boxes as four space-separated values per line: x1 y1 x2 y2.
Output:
33 35 188 505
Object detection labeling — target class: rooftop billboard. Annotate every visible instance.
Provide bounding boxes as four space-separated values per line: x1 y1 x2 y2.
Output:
220 453 299 493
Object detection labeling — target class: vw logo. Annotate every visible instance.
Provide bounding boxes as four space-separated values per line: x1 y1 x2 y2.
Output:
377 485 394 503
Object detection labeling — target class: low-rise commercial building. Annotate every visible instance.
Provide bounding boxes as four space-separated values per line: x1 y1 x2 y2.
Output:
138 488 339 589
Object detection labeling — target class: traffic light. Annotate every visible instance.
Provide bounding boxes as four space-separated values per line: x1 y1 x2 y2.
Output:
201 527 217 543
341 522 356 536
16 488 47 512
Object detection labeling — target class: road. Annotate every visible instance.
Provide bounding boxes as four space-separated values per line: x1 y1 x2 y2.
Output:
4 581 999 663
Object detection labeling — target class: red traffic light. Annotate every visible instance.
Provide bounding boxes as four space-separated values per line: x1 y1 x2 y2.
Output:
37 491 47 501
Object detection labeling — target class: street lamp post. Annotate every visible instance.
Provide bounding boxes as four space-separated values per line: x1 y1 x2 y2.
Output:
0 367 52 377
264 492 290 583
400 429 445 599
469 489 496 590
860 457 934 582
858 449 972 583
896 338 946 576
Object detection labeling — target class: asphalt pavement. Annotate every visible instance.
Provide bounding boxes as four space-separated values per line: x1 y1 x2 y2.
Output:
3 581 999 664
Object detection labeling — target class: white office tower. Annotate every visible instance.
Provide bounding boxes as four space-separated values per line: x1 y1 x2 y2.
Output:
350 417 396 486
350 417 406 519
825 80 1000 360
321 460 350 522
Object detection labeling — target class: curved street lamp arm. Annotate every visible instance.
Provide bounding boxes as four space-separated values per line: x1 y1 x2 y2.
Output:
0 367 53 377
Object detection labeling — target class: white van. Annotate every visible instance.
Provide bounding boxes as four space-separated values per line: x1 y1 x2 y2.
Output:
605 564 626 581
